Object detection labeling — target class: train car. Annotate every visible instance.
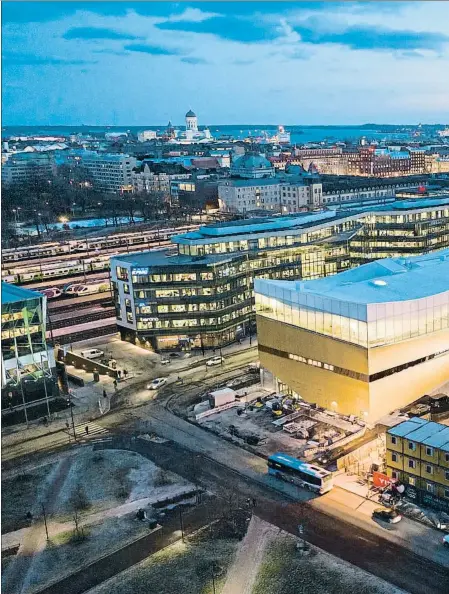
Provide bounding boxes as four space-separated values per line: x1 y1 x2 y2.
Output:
39 287 63 299
64 279 110 297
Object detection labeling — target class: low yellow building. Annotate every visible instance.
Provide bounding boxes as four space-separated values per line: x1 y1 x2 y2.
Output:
386 418 449 510
255 249 449 423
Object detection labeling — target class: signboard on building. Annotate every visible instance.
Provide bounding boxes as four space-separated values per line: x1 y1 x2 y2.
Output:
133 268 149 275
372 471 391 489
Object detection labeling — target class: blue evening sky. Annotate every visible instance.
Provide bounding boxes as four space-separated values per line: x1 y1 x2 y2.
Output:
2 1 449 126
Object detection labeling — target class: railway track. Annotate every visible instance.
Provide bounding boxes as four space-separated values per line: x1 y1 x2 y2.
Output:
50 306 115 330
48 292 112 312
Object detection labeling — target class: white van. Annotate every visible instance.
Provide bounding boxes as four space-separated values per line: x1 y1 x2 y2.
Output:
80 348 104 360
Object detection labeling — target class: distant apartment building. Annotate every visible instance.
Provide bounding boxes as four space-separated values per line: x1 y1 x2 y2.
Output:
78 152 137 193
271 146 438 178
255 249 449 422
219 156 322 214
131 162 190 195
386 418 449 512
1 283 56 412
1 152 56 186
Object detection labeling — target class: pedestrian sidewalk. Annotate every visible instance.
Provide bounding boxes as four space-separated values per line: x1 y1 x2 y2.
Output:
334 471 449 532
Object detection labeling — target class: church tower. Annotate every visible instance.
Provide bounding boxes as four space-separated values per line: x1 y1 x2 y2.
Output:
185 109 198 132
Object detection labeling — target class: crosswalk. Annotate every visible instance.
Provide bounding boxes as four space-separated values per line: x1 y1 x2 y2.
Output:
72 422 109 440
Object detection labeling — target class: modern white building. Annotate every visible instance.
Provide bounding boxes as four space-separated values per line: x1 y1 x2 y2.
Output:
255 249 449 422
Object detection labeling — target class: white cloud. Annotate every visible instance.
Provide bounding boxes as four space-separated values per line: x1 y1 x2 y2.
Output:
166 8 220 23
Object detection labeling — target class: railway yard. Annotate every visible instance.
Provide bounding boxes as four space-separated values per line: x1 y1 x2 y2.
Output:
2 223 198 345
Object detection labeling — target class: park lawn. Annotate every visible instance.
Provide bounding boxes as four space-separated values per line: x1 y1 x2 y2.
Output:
90 537 238 594
252 533 405 594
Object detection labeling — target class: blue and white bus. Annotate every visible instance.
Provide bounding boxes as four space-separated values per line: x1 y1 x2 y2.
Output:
267 452 333 495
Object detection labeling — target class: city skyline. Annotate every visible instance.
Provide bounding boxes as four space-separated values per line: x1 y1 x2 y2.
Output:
3 1 449 126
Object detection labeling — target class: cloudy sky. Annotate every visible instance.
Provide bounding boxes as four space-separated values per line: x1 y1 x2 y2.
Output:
3 1 449 126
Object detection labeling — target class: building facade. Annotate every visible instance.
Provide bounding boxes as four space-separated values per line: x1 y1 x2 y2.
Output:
1 283 56 412
255 249 449 422
1 152 56 186
73 152 137 193
386 419 449 512
111 197 449 353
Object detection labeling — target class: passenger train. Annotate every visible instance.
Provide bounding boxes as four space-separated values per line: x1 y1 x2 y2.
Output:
2 225 197 263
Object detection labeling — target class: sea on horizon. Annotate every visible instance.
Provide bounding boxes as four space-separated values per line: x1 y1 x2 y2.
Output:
2 124 419 144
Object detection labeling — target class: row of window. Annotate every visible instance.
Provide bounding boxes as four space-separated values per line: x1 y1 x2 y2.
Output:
389 472 449 499
391 453 449 478
259 344 449 384
390 436 449 461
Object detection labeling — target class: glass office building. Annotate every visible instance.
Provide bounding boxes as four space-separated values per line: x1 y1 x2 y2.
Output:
111 196 449 352
1 283 56 410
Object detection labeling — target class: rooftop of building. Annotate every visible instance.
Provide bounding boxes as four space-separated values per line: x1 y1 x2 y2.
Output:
388 419 449 452
1 282 43 305
111 249 242 268
256 248 449 305
231 153 273 170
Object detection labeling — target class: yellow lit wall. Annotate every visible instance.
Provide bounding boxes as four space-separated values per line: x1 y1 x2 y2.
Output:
257 315 449 423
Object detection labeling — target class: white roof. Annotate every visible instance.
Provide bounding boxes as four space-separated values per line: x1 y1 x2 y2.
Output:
256 248 449 306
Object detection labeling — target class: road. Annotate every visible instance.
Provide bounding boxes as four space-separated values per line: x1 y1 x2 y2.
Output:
3 346 449 593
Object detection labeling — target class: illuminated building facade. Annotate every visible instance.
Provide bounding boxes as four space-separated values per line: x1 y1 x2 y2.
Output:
255 249 449 422
1 283 56 411
111 197 449 352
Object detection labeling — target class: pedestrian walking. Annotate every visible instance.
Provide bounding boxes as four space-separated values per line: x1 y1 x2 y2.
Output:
123 369 128 379
65 420 70 431
85 426 89 435
117 370 122 379
113 379 118 390
103 389 107 398
252 498 257 508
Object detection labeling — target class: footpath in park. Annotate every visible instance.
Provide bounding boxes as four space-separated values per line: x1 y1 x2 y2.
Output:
221 515 277 594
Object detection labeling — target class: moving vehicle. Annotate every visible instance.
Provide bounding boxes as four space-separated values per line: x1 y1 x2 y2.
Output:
206 356 224 367
372 508 402 524
160 357 171 365
443 534 449 547
147 377 168 390
267 452 333 495
80 348 104 360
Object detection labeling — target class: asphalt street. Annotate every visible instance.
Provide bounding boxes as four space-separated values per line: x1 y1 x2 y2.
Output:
3 346 449 594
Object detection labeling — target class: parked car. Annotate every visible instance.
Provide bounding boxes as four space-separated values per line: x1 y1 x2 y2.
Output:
80 348 104 360
147 377 168 390
206 356 224 367
443 534 449 548
169 352 182 359
372 508 402 524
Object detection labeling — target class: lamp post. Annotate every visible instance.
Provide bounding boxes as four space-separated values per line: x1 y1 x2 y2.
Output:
40 352 51 420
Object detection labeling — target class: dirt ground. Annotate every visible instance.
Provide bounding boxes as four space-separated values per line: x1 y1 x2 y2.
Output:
199 405 310 459
252 532 406 594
